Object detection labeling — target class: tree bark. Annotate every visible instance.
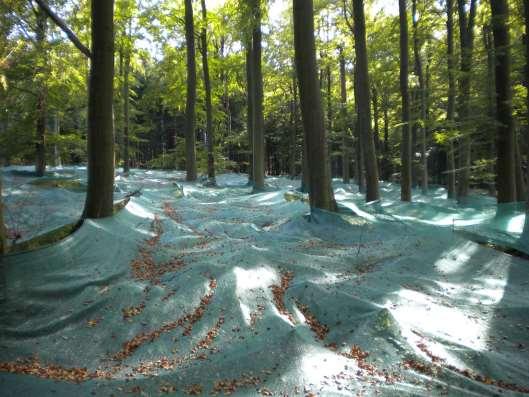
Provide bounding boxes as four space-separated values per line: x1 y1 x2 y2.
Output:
250 0 265 191
293 0 336 211
245 43 254 183
352 0 379 201
339 47 350 184
412 0 427 194
446 0 456 199
200 0 215 184
456 0 477 202
184 0 197 181
399 0 412 201
0 174 6 255
123 51 130 174
490 0 516 204
483 24 497 196
83 0 115 218
35 7 47 177
289 72 298 178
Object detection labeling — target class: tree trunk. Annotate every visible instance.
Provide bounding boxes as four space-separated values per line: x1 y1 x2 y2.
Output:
245 43 254 183
352 0 379 201
84 0 115 219
382 89 390 180
0 174 6 255
35 7 47 177
293 0 336 211
446 0 456 199
184 0 197 181
289 73 298 178
412 0 427 194
515 135 526 202
399 0 412 202
372 85 380 166
52 113 61 167
522 0 529 241
490 0 516 204
123 51 130 174
250 0 265 191
339 47 350 184
200 0 215 184
456 0 477 202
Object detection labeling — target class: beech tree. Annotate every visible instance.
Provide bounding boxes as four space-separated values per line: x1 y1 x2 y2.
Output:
293 0 336 211
84 0 115 218
399 0 412 202
184 0 197 182
445 0 456 199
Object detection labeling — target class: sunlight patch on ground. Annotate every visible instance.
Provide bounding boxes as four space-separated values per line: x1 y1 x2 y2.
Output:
433 242 479 274
506 214 524 234
234 266 277 293
125 201 155 220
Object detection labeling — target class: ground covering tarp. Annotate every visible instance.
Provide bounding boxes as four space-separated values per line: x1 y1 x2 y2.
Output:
0 168 529 396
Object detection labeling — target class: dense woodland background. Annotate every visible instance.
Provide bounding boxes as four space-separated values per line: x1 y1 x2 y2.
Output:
0 0 528 221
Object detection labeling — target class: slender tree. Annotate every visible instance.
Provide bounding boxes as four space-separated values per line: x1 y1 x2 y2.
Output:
288 72 298 178
184 0 197 181
446 0 456 198
245 43 254 183
339 46 350 184
250 0 265 191
200 0 215 184
490 0 516 204
521 0 529 241
35 6 47 177
293 0 336 211
412 0 427 194
352 0 379 201
399 0 412 201
0 174 5 255
122 44 131 173
455 0 477 202
84 0 115 218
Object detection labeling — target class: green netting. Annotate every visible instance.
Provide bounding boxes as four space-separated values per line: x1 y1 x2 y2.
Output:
1 169 528 396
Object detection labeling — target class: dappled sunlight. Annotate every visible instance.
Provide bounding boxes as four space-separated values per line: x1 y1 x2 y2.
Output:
433 241 479 274
506 213 524 234
125 200 155 220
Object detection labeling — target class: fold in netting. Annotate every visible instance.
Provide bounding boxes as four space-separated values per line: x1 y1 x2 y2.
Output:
1 168 528 396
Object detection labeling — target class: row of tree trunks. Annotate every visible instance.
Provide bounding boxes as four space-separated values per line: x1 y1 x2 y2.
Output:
293 0 336 211
184 0 197 182
200 0 215 184
352 0 379 202
455 0 477 202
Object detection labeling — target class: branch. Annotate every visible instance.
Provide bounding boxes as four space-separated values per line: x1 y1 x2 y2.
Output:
33 0 91 59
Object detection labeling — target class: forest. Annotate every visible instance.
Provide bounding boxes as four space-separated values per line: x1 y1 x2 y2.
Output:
0 0 529 396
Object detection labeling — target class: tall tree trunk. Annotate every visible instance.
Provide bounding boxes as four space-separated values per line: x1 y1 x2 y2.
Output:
293 0 336 211
250 0 265 190
339 46 350 184
352 0 379 201
0 174 5 255
483 24 497 196
399 0 412 202
490 0 516 204
446 0 456 198
52 113 61 167
200 0 215 184
353 68 365 192
372 85 380 164
84 0 115 219
184 0 197 181
123 51 130 174
515 135 526 201
521 0 529 241
35 7 47 177
245 44 254 183
289 73 298 178
382 89 390 180
412 0 427 194
456 0 477 202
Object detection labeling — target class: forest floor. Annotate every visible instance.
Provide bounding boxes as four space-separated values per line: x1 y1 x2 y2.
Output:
0 168 529 396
